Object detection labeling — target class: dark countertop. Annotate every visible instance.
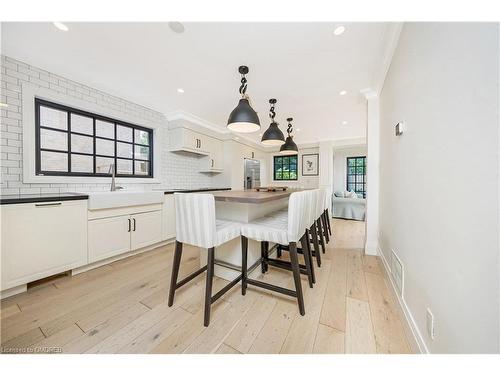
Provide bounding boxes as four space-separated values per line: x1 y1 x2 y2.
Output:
156 187 231 195
0 192 89 205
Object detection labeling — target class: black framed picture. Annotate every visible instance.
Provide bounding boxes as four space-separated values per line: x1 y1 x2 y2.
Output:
302 153 319 176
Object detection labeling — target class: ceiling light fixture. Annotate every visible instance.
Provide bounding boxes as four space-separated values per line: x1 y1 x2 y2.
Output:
342 121 348 125
177 88 185 93
168 22 185 34
334 25 346 36
279 118 298 155
261 98 285 146
339 90 347 96
53 22 69 31
227 66 260 133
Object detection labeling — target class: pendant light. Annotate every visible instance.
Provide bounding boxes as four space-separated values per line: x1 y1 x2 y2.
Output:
227 66 260 133
261 98 285 146
279 117 299 155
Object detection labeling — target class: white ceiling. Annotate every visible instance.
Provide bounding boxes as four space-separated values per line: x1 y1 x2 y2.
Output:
2 22 391 145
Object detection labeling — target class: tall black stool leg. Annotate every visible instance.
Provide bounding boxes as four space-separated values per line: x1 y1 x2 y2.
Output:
241 236 248 295
260 242 267 273
305 228 316 284
168 241 183 306
322 212 330 244
289 242 305 316
310 224 322 267
300 233 314 288
317 218 326 254
263 241 269 272
277 246 282 258
204 247 215 327
326 208 332 236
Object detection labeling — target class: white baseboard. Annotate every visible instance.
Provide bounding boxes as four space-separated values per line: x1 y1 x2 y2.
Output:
0 284 27 299
377 244 429 354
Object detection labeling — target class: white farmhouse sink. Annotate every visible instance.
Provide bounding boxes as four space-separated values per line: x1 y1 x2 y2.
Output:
86 191 164 210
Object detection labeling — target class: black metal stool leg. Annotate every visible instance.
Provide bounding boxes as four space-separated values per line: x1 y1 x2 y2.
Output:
326 208 332 236
204 247 215 327
168 241 183 306
317 218 326 254
310 223 322 267
289 242 305 316
300 233 314 288
260 242 267 273
322 212 330 244
241 236 248 295
264 241 269 272
305 229 316 284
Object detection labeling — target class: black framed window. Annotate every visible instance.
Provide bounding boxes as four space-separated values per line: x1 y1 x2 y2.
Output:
35 99 153 178
274 155 298 180
346 156 366 198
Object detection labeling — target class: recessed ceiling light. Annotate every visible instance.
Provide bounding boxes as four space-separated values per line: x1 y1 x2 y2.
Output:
53 22 69 32
339 90 347 96
334 25 346 36
342 121 348 125
0 102 8 108
177 88 185 93
296 128 301 132
169 22 185 34
234 137 239 140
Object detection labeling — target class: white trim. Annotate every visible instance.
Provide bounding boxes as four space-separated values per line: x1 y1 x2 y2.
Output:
22 83 163 184
167 109 227 134
377 243 429 354
373 23 403 94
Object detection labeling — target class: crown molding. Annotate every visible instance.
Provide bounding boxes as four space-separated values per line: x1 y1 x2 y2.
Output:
372 22 403 95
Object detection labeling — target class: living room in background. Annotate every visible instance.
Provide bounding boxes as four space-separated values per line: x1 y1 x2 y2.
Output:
273 155 298 180
346 156 366 198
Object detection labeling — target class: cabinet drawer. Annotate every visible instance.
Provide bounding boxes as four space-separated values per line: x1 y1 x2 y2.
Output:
1 201 87 290
88 215 131 263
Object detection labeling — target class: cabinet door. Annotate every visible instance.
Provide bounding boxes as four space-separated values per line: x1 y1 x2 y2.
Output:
88 215 131 263
131 210 162 250
162 195 176 240
1 201 87 290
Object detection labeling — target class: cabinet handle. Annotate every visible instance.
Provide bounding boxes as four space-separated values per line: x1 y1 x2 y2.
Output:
251 151 254 158
35 202 62 207
128 218 131 232
133 218 136 231
211 159 214 167
199 139 202 148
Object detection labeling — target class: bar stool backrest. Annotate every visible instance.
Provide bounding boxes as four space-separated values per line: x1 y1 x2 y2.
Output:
174 193 217 248
324 187 332 212
316 189 326 218
287 190 311 243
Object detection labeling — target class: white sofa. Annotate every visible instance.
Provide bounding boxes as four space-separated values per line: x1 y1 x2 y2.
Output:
332 192 366 221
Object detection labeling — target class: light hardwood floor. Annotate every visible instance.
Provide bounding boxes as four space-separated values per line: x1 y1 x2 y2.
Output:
0 219 411 354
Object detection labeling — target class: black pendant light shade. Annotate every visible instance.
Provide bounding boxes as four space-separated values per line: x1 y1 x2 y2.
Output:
261 99 285 146
227 66 260 133
279 117 298 155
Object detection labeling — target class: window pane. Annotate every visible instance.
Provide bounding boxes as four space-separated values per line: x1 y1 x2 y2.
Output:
95 157 114 174
96 120 114 139
134 129 150 145
71 114 93 135
275 171 282 179
356 184 364 192
71 154 93 173
134 161 149 175
348 166 356 174
282 157 289 164
356 158 365 166
117 159 132 175
117 125 133 142
41 128 67 151
117 142 133 158
348 158 356 167
283 171 289 179
290 156 297 165
40 106 67 130
71 134 93 154
96 138 115 156
134 145 150 160
356 166 365 174
40 151 68 172
290 171 297 179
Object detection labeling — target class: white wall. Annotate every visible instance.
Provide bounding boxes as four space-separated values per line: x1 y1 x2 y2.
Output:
333 145 367 193
379 23 499 353
268 147 320 188
0 55 222 194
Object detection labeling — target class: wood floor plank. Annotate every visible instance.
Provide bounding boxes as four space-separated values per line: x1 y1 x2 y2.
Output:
1 327 45 349
30 324 84 352
320 248 347 331
346 250 368 301
0 303 21 320
364 272 410 354
345 297 376 354
362 255 383 275
313 324 345 354
215 343 241 354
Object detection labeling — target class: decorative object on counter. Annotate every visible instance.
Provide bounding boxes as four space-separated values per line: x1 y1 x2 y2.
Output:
279 117 299 155
261 98 285 146
255 186 287 192
227 66 261 133
302 153 319 176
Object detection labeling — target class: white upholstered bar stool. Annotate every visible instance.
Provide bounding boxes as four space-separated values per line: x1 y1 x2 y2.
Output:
168 193 242 327
323 188 333 240
311 189 327 255
240 190 314 315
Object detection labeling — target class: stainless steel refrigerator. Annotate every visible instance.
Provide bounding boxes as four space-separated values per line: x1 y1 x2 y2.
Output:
243 158 261 189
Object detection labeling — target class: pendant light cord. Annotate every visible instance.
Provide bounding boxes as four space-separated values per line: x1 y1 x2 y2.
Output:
239 75 247 98
286 120 293 135
269 103 276 121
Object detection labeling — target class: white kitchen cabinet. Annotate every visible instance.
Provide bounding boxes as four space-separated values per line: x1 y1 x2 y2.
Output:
169 127 210 156
162 194 176 241
131 210 162 250
1 200 88 291
88 208 162 263
201 136 224 172
88 215 131 262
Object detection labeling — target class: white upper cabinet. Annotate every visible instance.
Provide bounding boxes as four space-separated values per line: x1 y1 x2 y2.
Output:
201 136 224 172
169 128 210 156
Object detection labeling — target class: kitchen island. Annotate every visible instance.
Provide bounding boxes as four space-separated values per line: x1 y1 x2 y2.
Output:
204 189 298 280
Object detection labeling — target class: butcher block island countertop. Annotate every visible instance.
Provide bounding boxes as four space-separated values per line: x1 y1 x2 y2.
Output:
211 189 297 204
